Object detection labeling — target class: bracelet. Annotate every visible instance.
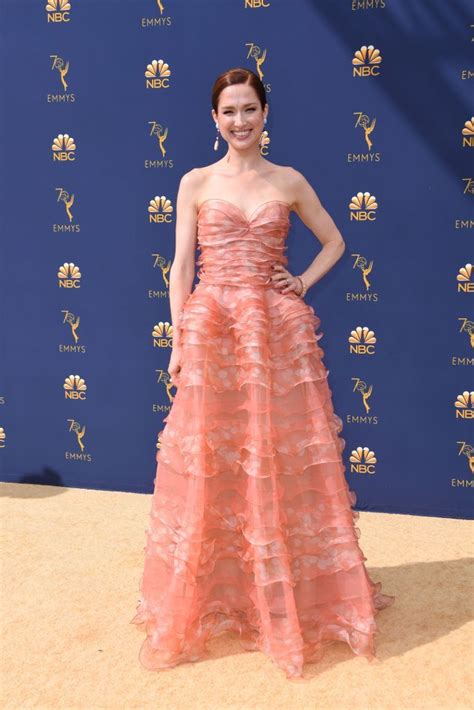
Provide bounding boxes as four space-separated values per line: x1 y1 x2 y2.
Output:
296 275 308 298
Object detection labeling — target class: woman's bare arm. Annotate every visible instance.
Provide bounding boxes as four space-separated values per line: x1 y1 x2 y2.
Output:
289 168 346 289
169 169 200 347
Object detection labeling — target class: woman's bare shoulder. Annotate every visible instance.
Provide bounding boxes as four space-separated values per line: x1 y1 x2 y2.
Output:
267 164 313 208
177 167 207 203
274 164 308 185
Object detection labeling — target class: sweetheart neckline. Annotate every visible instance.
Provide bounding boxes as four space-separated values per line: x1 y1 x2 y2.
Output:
197 198 291 223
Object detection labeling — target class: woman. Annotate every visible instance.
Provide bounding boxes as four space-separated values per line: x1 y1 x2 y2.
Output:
131 67 394 680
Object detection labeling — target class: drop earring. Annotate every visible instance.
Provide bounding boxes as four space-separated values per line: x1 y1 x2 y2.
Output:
213 122 220 151
260 117 268 147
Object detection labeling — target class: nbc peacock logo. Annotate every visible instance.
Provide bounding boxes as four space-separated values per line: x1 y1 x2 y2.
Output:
349 191 378 221
63 375 87 401
52 134 76 161
457 263 473 293
454 391 474 419
349 446 377 474
0 427 5 449
45 0 71 22
152 322 173 347
462 117 474 148
145 59 171 89
58 262 82 289
245 0 271 9
148 196 174 223
348 326 377 355
352 45 382 77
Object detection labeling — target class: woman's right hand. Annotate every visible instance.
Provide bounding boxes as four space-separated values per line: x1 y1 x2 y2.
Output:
168 346 183 385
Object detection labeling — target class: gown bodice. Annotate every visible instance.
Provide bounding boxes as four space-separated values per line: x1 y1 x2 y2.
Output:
196 199 291 288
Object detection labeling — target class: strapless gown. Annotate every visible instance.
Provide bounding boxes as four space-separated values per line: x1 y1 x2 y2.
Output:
130 198 395 679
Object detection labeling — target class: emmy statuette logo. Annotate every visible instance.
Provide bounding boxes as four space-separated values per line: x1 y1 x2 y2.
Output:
455 178 474 229
452 441 474 488
462 178 474 195
459 318 474 349
245 43 270 91
146 122 174 169
260 131 270 156
48 54 76 103
53 187 80 232
67 418 89 455
154 370 175 407
349 253 378 298
59 309 86 353
348 112 381 163
352 377 375 417
152 253 172 292
457 442 474 475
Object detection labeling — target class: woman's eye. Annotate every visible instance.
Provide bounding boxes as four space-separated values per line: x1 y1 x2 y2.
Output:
223 109 256 114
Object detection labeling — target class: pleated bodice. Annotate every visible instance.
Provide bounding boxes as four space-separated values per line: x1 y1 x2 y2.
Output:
196 199 291 288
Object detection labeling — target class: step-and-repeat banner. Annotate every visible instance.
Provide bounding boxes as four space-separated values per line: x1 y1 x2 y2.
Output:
1 0 472 518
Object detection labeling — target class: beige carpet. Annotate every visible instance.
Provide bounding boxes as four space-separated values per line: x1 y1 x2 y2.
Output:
1 482 472 710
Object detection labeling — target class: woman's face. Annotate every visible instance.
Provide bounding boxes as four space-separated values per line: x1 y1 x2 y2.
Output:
212 83 268 151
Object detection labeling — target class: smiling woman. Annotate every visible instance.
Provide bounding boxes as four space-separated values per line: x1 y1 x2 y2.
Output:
130 66 395 680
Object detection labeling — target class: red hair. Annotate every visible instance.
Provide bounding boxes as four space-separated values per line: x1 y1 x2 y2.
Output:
211 67 267 112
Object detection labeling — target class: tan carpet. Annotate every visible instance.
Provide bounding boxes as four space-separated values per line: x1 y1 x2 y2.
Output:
1 482 472 710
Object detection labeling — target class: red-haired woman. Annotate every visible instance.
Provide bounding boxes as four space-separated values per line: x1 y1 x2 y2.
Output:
131 67 394 680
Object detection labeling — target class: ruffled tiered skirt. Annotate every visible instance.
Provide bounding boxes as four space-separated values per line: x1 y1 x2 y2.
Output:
130 283 395 679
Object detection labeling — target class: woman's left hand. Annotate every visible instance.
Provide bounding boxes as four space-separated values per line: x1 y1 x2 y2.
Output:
270 264 302 295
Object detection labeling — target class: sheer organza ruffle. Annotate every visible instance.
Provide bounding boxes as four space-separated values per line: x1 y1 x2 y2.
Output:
131 201 394 679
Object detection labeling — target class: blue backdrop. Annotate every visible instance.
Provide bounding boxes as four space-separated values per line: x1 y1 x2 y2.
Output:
1 0 472 519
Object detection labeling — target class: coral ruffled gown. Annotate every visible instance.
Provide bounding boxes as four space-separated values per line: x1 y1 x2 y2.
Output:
130 198 394 679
